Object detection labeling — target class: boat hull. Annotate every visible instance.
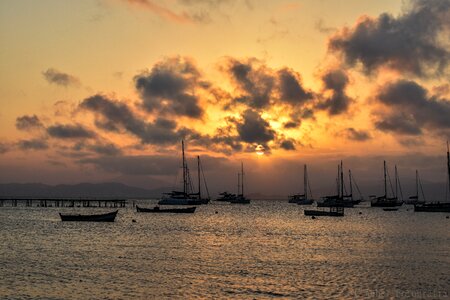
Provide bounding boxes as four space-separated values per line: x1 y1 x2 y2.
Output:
59 210 118 222
414 203 450 212
304 210 344 217
158 198 203 205
136 205 196 213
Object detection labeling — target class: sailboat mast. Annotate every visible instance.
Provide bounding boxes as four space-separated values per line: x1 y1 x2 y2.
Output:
384 161 387 198
304 164 308 200
241 162 244 197
416 170 419 200
447 141 450 196
197 156 201 199
349 170 353 199
182 140 186 195
340 161 344 199
395 165 398 199
237 173 241 195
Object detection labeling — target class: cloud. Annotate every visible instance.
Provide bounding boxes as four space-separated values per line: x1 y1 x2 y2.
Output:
236 109 275 144
278 68 314 105
15 115 43 131
279 139 296 150
223 58 315 110
317 69 352 115
0 143 11 154
77 154 181 176
315 19 336 34
42 68 80 87
329 0 450 77
134 57 204 118
343 128 372 141
73 141 122 156
224 58 275 109
80 94 195 145
121 0 194 24
374 80 450 135
17 139 49 150
47 124 96 139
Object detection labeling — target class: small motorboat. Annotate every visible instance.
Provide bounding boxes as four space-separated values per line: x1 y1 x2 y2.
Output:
59 210 118 222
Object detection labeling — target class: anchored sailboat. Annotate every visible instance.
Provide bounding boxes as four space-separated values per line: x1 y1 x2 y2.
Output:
414 142 450 212
229 162 250 204
158 141 203 205
371 161 403 207
288 165 314 205
406 170 426 205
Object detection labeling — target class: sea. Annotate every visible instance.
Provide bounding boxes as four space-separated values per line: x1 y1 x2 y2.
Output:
0 200 449 299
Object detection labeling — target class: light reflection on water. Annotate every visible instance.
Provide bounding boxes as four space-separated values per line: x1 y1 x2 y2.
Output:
0 201 449 299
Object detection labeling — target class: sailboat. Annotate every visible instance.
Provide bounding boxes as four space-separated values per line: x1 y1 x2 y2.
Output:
229 162 250 204
288 165 314 205
406 170 426 205
414 142 450 212
158 141 203 205
317 161 360 207
188 156 210 204
304 161 345 216
371 161 403 207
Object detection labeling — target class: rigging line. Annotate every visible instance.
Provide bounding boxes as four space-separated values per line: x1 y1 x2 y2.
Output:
200 160 210 199
351 173 364 200
386 168 395 198
418 172 427 202
397 171 404 201
308 176 314 200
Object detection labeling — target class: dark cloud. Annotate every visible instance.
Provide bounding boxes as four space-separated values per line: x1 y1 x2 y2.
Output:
0 143 11 154
47 124 96 139
42 68 80 87
223 58 315 110
80 94 195 145
236 109 275 144
17 139 49 150
317 69 352 115
374 80 450 135
283 121 299 129
278 68 314 105
15 115 43 131
225 58 275 109
279 139 296 150
134 57 204 118
344 128 372 141
315 19 337 34
73 141 122 156
77 155 181 176
329 0 450 77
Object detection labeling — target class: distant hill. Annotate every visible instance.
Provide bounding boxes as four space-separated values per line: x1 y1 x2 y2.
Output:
0 182 171 199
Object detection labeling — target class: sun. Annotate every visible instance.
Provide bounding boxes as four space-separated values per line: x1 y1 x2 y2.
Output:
255 144 265 156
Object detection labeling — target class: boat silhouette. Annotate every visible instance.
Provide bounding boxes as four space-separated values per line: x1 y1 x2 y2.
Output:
59 210 118 222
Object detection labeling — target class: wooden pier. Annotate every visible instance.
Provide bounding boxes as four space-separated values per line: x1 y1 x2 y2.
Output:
0 198 127 208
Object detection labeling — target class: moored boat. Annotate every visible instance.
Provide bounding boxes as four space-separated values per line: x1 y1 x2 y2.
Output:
158 141 204 206
136 205 196 213
414 142 450 213
288 164 314 205
304 206 344 217
371 161 403 207
59 210 118 222
229 162 251 204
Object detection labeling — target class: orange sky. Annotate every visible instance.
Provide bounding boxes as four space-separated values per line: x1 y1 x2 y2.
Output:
1 0 449 195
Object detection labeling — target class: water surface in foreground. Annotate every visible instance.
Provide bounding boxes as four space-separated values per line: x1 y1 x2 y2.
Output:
0 201 449 299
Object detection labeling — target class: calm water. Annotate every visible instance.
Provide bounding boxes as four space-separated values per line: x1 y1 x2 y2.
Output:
0 201 449 299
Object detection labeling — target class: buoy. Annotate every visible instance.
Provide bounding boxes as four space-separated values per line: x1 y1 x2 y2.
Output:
132 219 136 223
311 216 316 219
446 216 449 219
215 211 218 214
359 212 362 215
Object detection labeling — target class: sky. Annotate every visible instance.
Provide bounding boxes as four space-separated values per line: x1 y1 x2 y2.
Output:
0 0 449 198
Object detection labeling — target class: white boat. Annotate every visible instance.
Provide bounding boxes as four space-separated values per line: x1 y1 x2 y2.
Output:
158 141 203 206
